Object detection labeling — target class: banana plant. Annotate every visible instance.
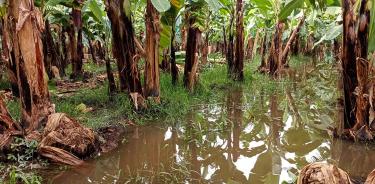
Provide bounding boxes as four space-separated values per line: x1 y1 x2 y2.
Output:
81 0 106 62
250 0 342 75
312 7 342 48
150 0 221 87
36 0 68 78
159 0 184 85
37 0 86 79
80 0 117 94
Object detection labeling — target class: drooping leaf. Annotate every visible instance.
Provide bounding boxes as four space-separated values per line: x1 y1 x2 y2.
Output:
205 0 223 11
123 0 131 18
45 0 74 7
45 0 67 6
369 0 375 53
326 0 341 6
325 7 341 15
160 24 172 49
87 0 104 23
151 0 171 12
83 26 95 40
279 0 304 21
314 24 342 48
0 1 6 17
251 0 272 10
306 0 316 8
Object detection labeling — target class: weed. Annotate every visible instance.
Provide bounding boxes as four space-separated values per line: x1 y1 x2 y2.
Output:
5 167 42 184
7 138 39 167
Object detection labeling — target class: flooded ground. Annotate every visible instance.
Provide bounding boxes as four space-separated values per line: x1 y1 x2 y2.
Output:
39 62 375 183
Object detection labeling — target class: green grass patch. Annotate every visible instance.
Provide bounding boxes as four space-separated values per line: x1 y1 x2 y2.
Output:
51 63 257 129
4 54 293 129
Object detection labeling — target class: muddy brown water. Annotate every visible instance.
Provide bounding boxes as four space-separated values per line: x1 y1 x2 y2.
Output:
39 63 375 183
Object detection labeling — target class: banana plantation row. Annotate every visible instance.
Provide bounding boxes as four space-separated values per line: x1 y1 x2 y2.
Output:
0 0 374 168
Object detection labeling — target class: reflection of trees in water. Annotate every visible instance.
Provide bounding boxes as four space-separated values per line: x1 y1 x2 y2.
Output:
47 79 335 183
331 139 375 182
118 126 173 183
247 88 329 183
46 152 122 184
226 87 243 162
207 87 248 183
248 94 282 184
281 88 326 168
330 105 375 182
180 87 328 183
185 111 202 184
284 64 375 183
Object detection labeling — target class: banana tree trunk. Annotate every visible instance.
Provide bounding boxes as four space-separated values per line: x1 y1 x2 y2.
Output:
184 16 201 91
105 58 116 96
42 26 52 79
226 16 234 76
101 36 116 95
268 21 284 76
181 13 188 51
59 28 68 77
5 0 53 133
258 32 267 72
160 49 170 71
88 39 97 64
353 0 370 131
341 0 370 134
233 0 244 81
106 0 144 108
0 22 3 81
1 18 19 97
333 39 340 62
222 25 227 57
43 19 63 79
342 0 360 129
291 32 300 55
246 37 254 60
281 16 305 67
97 41 105 60
55 27 66 77
201 33 209 65
251 30 260 60
70 3 84 79
305 34 314 55
171 23 178 85
144 0 160 100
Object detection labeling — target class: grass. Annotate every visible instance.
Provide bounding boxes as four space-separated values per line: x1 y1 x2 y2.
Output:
65 59 115 77
52 66 228 128
1 54 298 130
52 55 240 128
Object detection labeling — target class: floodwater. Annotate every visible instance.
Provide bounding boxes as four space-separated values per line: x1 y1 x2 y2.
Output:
40 62 375 183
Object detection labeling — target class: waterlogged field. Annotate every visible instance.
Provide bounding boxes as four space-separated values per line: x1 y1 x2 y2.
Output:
25 58 374 184
1 0 374 182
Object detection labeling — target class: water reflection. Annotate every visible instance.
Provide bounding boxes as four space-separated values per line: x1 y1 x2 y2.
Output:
332 137 375 181
42 63 375 183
